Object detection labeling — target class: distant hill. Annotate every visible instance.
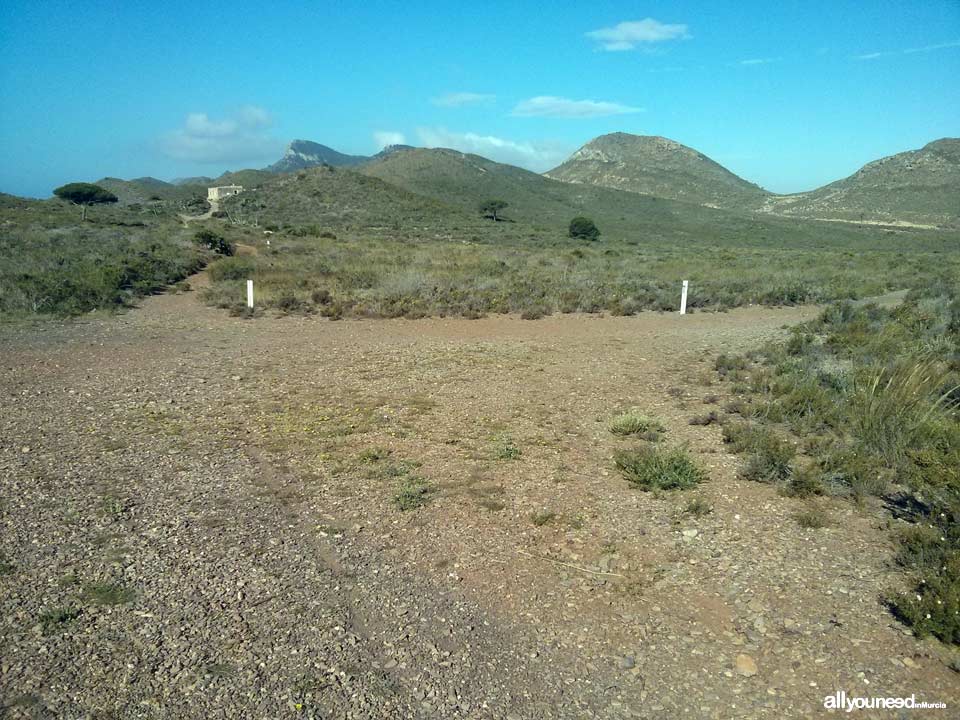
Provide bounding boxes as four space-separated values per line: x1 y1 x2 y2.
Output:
94 177 205 204
219 164 475 233
545 133 770 209
266 140 369 173
171 176 213 186
370 144 416 161
758 138 960 226
360 146 699 235
212 169 276 189
357 146 871 247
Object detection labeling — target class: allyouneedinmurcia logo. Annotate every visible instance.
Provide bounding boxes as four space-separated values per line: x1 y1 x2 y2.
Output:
823 691 947 713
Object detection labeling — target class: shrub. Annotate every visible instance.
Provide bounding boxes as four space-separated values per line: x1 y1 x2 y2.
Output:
40 606 82 634
850 360 953 467
715 354 748 379
610 410 666 437
208 256 256 282
270 292 311 314
783 465 825 498
568 216 600 241
520 306 548 320
311 288 332 305
887 520 960 644
192 229 234 256
614 445 706 491
394 477 435 511
723 422 795 483
794 506 831 529
493 434 521 460
683 497 713 516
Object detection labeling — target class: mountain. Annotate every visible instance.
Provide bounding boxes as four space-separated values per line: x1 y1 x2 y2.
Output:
370 144 416 161
266 140 369 173
357 146 868 247
758 138 960 227
545 133 770 209
94 177 205 204
360 146 683 233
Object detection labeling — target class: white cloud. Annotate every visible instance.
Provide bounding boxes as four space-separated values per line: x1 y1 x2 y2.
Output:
159 106 282 164
415 127 571 172
373 130 406 149
512 95 643 119
431 92 496 107
586 18 689 51
856 40 960 60
904 40 960 54
855 51 890 60
739 57 779 66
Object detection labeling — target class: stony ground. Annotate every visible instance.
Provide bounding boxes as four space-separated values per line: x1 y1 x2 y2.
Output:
1 275 957 719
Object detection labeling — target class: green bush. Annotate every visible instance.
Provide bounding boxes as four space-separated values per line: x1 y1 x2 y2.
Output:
718 295 960 643
568 216 600 241
192 228 234 255
394 477 435 510
722 422 795 483
208 256 256 282
614 445 706 491
610 410 666 437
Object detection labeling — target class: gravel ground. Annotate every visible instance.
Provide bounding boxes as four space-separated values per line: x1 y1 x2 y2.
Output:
1 277 957 718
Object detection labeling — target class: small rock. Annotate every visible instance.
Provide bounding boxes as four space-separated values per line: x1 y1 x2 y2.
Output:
619 655 635 670
681 529 699 539
735 654 758 677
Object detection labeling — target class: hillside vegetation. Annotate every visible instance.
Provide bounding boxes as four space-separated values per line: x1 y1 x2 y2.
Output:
94 177 206 206
0 194 205 316
717 284 960 643
358 146 930 248
219 164 483 235
545 133 770 209
759 138 960 226
200 163 960 319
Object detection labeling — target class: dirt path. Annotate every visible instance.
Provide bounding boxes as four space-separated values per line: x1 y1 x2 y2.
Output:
179 198 218 225
1 286 956 718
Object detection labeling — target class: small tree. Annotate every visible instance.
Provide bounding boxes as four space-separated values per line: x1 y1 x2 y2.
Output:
479 199 508 221
569 216 600 241
53 183 118 220
193 228 235 256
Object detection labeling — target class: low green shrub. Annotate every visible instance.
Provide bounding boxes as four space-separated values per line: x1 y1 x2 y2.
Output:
208 256 256 282
394 477 435 511
723 420 795 483
192 228 234 255
610 410 666 437
718 295 960 643
614 445 706 491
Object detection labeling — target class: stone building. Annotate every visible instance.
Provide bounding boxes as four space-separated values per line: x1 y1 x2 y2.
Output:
207 185 243 201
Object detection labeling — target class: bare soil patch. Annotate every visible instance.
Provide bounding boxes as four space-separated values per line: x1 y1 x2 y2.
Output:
1 280 956 718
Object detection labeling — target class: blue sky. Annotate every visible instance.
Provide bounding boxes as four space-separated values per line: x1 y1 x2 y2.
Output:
1 0 958 197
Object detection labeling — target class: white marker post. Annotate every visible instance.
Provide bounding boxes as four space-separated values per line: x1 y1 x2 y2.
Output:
246 279 254 309
679 280 689 315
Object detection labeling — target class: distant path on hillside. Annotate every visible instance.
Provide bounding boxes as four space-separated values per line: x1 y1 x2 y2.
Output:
178 197 218 225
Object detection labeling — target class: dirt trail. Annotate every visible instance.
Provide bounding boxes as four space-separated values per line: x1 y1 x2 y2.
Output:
178 198 218 225
1 285 956 719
